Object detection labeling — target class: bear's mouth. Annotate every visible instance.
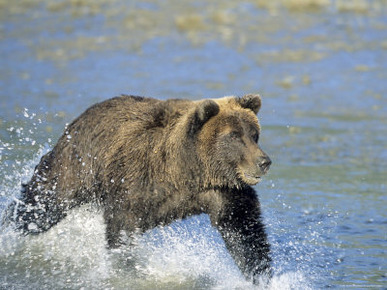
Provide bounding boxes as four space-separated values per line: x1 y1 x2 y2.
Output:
243 173 262 185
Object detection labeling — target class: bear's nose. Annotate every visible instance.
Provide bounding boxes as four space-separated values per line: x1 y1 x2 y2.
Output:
259 156 272 173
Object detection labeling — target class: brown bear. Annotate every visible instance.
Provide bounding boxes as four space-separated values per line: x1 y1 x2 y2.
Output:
7 94 272 283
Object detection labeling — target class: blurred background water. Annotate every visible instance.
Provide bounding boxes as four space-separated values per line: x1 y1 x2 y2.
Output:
0 0 386 289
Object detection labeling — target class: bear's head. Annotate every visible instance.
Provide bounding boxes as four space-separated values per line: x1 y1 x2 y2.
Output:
194 94 271 189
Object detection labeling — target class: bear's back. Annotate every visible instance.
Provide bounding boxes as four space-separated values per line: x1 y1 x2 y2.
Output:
78 95 191 129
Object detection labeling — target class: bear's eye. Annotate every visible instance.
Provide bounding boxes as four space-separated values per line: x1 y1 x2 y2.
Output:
252 132 259 143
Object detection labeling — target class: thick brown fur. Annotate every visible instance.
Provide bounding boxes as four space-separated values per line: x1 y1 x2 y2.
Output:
7 94 272 283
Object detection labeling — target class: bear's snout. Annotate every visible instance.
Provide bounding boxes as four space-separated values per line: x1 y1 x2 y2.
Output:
240 154 271 185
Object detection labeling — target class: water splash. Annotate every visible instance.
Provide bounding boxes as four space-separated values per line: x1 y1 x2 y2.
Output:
0 206 314 289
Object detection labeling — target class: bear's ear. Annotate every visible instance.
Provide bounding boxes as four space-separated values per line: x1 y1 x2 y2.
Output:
190 100 219 133
237 94 261 114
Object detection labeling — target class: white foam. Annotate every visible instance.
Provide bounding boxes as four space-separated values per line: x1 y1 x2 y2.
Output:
1 200 312 289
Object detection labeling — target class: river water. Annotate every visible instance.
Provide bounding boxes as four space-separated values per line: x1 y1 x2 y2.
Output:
0 0 386 289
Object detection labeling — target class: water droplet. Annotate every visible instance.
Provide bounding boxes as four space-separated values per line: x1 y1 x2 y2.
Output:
27 223 38 231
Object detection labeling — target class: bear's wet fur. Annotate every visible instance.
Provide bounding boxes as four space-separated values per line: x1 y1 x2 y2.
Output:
7 94 272 283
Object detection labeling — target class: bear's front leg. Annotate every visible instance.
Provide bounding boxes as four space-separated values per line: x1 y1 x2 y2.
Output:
209 187 272 284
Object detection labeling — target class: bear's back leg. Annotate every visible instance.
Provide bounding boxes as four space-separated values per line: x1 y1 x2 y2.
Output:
7 182 68 235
